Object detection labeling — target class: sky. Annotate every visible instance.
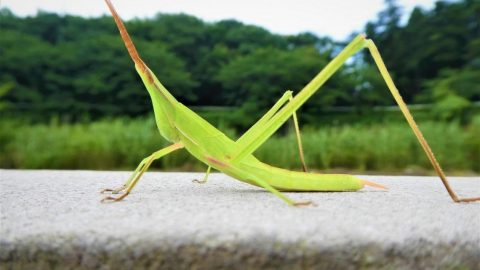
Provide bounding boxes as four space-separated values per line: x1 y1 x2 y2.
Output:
1 0 438 40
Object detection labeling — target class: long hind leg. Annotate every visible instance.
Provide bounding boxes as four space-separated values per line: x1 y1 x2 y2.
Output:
365 40 479 203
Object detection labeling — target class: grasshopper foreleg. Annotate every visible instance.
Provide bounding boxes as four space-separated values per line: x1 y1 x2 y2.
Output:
101 143 184 202
100 157 150 194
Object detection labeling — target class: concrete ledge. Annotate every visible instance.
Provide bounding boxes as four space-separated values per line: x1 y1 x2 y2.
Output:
1 170 479 269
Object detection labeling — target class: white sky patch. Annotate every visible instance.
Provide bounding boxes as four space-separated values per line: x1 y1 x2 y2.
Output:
1 0 437 40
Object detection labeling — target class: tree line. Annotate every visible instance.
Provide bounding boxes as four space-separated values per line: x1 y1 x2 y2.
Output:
0 0 478 122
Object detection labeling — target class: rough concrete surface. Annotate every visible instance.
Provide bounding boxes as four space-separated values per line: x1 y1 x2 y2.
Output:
0 169 479 269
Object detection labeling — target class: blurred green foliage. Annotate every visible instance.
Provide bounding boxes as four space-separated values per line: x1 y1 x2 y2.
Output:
0 82 14 111
0 0 478 122
0 117 478 173
420 67 480 121
0 0 479 173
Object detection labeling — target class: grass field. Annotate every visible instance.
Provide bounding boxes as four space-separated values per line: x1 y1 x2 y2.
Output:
1 116 478 175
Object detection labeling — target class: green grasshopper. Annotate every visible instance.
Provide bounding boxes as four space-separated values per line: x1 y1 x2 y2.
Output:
101 0 479 206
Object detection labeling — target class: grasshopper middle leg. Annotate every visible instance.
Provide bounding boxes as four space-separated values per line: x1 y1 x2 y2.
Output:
193 166 211 184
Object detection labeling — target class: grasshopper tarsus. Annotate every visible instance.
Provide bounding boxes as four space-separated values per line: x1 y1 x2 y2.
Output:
100 186 125 194
100 188 114 194
293 200 315 208
192 179 207 184
454 197 480 203
101 192 130 203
